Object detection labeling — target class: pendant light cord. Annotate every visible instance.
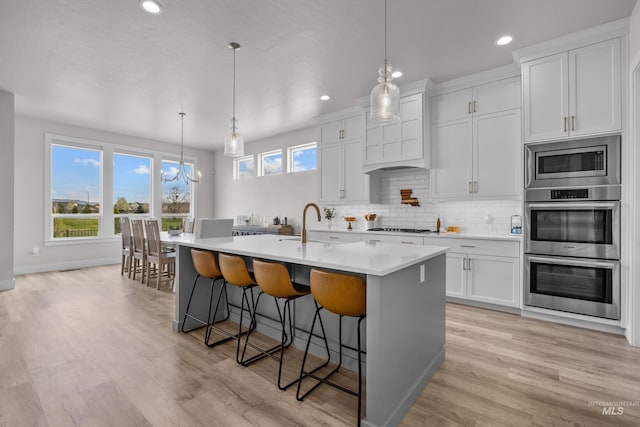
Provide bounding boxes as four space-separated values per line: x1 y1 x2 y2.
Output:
179 112 185 162
384 0 388 83
232 46 236 131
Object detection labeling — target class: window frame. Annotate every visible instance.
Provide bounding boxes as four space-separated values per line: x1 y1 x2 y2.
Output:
258 149 283 177
44 133 198 245
233 155 255 180
287 142 317 173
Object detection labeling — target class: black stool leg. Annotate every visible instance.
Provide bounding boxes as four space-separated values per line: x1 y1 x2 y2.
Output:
180 273 201 333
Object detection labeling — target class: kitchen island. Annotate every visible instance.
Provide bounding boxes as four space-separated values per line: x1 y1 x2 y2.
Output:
171 234 448 427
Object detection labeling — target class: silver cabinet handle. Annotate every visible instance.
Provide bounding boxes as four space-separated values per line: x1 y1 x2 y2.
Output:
468 258 471 271
369 239 381 243
571 115 575 131
468 102 472 114
473 100 477 113
329 236 339 240
563 116 568 132
400 241 414 244
339 189 345 198
462 258 467 271
468 181 473 194
460 245 476 248
473 181 478 193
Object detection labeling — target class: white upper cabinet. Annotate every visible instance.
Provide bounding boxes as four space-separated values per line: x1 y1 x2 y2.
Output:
431 75 521 199
317 110 374 204
522 38 621 142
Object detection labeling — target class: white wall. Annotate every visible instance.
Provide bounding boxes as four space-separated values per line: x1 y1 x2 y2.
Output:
0 91 15 290
630 1 640 62
211 127 318 231
14 115 216 274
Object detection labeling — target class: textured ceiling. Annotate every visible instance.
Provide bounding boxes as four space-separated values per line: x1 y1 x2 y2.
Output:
0 0 636 150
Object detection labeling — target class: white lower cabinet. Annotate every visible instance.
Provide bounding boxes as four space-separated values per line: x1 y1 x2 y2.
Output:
362 234 423 245
306 230 362 244
425 237 521 308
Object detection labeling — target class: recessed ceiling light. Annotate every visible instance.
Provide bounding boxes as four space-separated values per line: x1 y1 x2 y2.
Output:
320 95 331 101
391 70 403 78
496 35 513 46
139 0 163 15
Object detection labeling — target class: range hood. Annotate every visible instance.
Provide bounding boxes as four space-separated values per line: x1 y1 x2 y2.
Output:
363 158 430 174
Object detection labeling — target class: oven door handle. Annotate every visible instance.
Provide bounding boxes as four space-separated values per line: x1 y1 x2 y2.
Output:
527 202 618 209
527 255 617 269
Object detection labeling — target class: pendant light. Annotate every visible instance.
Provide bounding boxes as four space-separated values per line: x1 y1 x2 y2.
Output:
369 0 400 124
224 42 244 157
162 112 201 184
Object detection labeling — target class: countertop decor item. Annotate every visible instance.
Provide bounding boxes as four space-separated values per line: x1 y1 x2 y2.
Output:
344 216 356 230
224 42 244 157
364 213 377 229
400 189 420 206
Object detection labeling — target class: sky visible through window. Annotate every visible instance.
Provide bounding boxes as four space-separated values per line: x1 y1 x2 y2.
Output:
262 151 283 175
238 157 254 177
51 145 101 205
113 154 151 205
292 146 316 172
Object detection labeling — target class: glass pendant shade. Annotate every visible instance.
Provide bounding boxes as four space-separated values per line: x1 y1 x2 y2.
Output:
370 61 400 124
224 118 244 157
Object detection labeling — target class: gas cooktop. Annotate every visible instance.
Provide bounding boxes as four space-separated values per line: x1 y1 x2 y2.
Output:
367 227 436 234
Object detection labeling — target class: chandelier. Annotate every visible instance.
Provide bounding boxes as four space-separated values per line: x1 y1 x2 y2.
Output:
162 112 201 184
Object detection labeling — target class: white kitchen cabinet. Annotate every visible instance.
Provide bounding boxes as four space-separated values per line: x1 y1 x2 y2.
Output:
306 230 362 243
522 38 621 142
364 93 424 167
424 237 521 308
362 234 423 245
319 114 364 145
318 111 374 204
431 76 521 199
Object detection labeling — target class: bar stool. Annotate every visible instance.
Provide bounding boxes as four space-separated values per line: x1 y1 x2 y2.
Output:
181 249 227 346
297 268 367 426
217 253 259 362
241 259 330 390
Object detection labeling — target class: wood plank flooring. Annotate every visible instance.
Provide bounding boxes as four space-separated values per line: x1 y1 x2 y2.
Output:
1 265 639 426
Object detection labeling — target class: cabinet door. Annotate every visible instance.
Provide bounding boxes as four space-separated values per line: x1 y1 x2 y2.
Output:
319 120 343 146
473 76 521 116
445 253 467 298
467 255 519 307
343 114 364 141
569 38 621 137
473 109 521 198
522 52 569 142
431 88 472 123
431 119 473 198
318 143 342 202
342 139 369 202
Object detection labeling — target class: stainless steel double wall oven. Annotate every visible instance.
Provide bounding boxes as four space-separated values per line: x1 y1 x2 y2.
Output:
524 135 621 320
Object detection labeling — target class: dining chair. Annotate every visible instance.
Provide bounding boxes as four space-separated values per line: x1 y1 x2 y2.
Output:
120 217 133 277
144 219 176 290
130 219 147 284
182 217 195 233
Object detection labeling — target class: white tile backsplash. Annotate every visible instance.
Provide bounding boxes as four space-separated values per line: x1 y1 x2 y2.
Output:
324 169 522 235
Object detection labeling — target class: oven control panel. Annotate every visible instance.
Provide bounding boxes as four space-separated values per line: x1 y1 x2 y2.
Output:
550 189 589 200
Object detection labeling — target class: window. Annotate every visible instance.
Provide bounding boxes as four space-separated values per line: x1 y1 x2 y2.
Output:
45 133 198 243
113 153 152 234
259 149 283 176
50 144 102 239
233 155 255 179
161 160 194 231
287 142 317 173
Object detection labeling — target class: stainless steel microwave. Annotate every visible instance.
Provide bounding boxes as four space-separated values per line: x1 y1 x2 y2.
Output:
525 135 621 200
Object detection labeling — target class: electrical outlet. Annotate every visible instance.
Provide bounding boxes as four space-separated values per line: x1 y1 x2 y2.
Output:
32 247 40 256
420 264 425 282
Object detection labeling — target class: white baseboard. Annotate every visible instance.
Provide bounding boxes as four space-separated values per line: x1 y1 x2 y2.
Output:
14 257 121 275
0 277 15 291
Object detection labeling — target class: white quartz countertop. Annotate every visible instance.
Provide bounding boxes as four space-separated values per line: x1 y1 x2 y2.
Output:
307 227 522 241
173 234 448 276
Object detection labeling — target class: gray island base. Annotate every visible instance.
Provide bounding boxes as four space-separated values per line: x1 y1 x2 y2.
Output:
170 234 447 427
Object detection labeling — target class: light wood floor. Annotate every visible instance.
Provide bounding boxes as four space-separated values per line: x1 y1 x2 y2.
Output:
1 265 639 427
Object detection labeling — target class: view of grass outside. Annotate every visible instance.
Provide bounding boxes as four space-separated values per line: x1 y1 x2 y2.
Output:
54 218 99 238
